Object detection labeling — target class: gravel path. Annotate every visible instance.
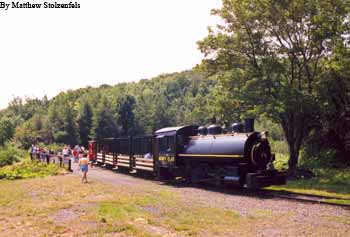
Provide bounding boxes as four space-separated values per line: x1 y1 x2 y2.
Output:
72 163 350 236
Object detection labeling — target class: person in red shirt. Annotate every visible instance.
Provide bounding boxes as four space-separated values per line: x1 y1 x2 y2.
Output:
73 148 78 163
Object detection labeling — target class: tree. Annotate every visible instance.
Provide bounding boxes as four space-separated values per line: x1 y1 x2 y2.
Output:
0 117 15 146
7 96 48 121
61 103 78 145
91 97 118 140
47 98 78 145
77 100 93 147
305 45 350 162
198 0 350 170
117 95 137 136
7 97 24 118
14 119 39 148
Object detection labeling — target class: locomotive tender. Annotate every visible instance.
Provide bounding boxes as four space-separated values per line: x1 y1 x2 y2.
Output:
88 119 286 189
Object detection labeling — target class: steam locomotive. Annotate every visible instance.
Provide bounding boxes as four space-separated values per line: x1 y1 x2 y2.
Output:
88 119 286 189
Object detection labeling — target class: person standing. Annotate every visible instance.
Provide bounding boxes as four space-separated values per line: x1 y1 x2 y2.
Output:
76 145 81 153
79 153 89 183
73 147 79 163
30 144 36 160
57 148 63 166
63 145 68 159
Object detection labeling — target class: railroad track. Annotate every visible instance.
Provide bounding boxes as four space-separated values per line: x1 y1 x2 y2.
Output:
261 190 350 208
89 164 350 208
162 178 350 208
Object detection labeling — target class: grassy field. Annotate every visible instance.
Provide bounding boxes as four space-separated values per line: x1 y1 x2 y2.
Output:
270 153 350 204
0 175 256 236
0 172 349 236
0 150 349 236
0 174 324 237
268 168 350 203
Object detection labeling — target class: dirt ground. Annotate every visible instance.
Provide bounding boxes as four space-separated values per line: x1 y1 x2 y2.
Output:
70 163 350 237
0 163 349 237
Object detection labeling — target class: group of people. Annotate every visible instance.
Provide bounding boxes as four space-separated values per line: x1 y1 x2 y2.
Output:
30 144 90 184
60 144 90 183
30 145 55 162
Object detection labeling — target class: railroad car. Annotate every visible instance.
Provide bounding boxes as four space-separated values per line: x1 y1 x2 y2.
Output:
89 119 286 189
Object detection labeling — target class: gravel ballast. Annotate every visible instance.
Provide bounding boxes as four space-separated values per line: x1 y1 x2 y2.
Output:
72 164 350 236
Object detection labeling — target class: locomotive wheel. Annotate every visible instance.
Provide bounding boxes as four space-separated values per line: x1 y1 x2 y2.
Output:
156 167 174 180
190 164 209 185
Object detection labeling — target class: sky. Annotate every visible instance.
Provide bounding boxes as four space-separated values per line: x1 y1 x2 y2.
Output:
0 0 222 109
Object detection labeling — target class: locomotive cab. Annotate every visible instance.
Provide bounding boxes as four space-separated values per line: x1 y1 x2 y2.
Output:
154 126 198 178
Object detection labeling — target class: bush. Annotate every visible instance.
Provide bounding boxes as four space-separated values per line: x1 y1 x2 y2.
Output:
0 160 62 180
270 140 289 156
273 153 289 171
299 148 341 169
0 143 26 167
35 142 63 153
255 117 285 141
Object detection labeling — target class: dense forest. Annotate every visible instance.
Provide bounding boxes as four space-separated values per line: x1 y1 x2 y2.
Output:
1 0 350 172
0 71 218 147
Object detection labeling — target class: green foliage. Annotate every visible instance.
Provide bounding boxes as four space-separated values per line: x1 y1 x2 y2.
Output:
197 0 350 169
0 160 61 180
36 142 63 152
3 71 214 147
13 115 48 149
269 140 289 157
7 96 48 121
117 95 137 136
77 100 93 147
0 117 15 146
91 97 119 140
302 46 350 163
269 168 350 203
299 148 339 169
255 118 285 141
0 48 347 173
273 153 289 171
0 143 25 167
48 96 79 145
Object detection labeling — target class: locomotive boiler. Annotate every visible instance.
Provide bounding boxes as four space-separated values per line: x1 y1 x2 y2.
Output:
90 119 286 189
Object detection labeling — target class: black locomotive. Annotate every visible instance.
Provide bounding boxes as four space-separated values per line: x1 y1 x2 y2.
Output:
88 119 286 189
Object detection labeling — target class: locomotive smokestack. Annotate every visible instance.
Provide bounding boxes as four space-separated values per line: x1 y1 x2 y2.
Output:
244 118 255 133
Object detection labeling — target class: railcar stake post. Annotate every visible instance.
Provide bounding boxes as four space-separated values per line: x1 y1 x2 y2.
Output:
68 159 72 172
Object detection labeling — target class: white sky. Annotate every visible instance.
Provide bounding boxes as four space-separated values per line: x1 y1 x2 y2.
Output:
0 0 221 109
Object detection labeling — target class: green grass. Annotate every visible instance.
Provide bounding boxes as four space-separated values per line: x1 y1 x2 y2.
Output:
0 159 65 180
0 174 348 236
95 184 243 236
268 168 350 204
270 153 350 205
163 207 240 235
98 189 183 234
0 175 243 236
